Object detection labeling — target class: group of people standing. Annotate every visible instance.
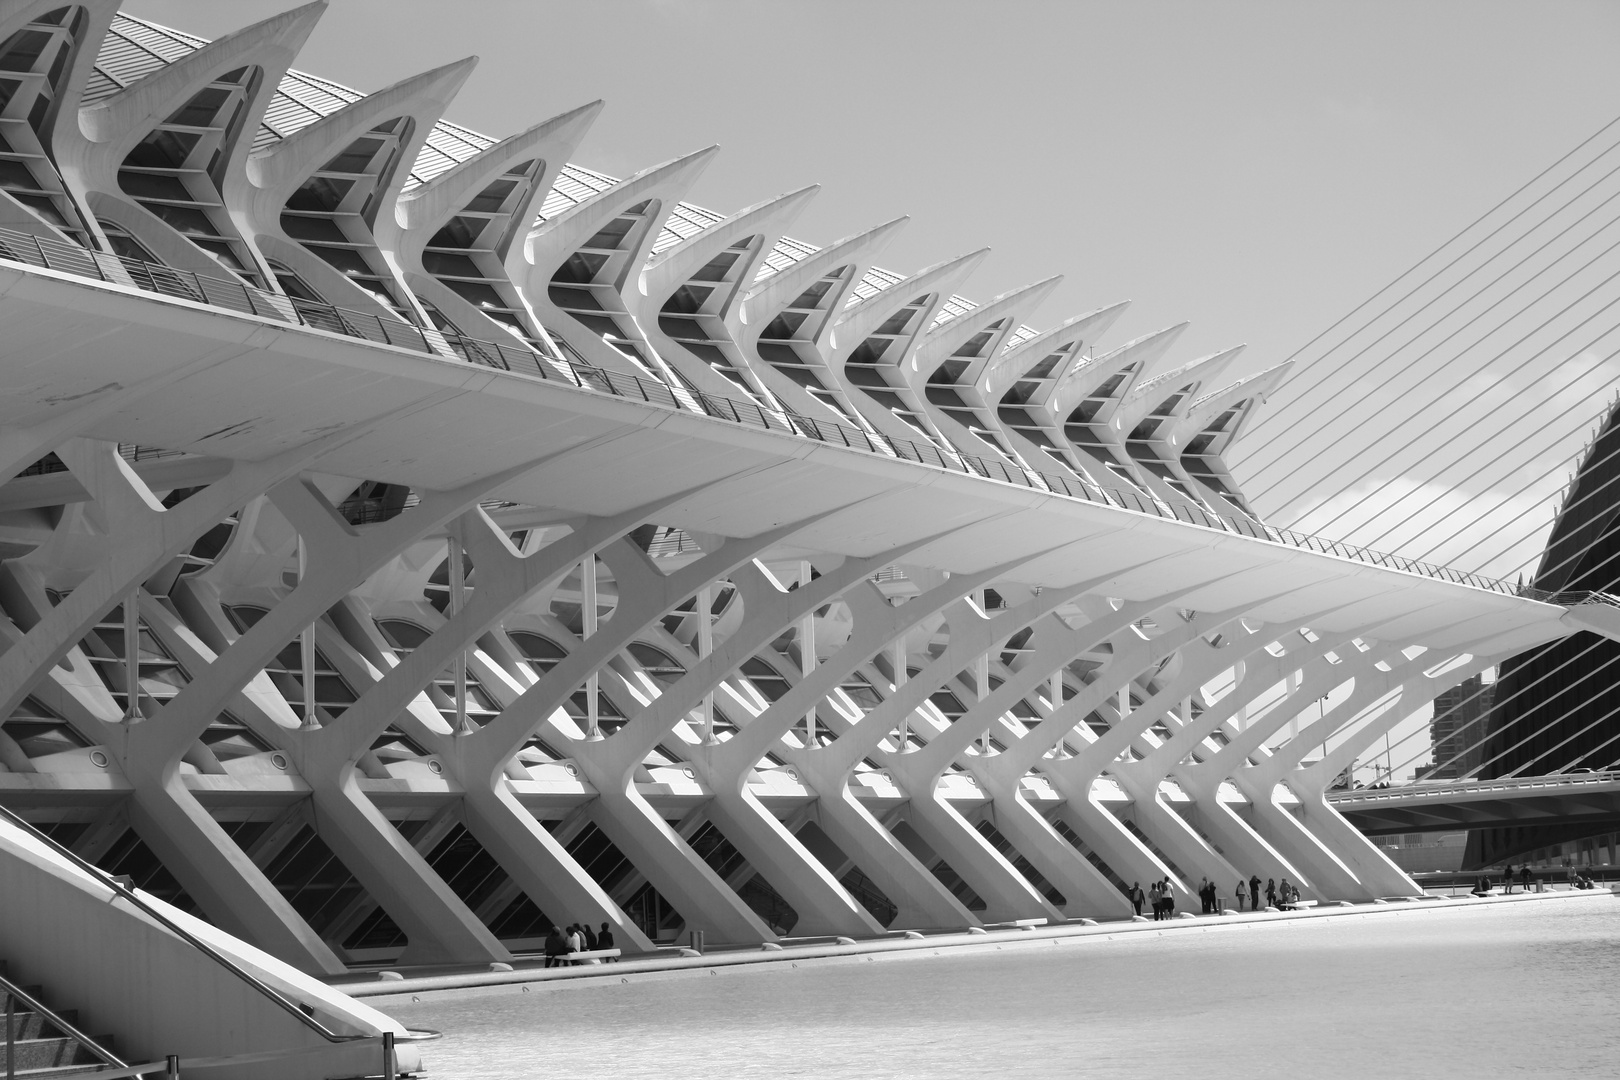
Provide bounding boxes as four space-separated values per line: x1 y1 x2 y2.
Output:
1128 879 1180 920
1231 874 1299 911
542 921 616 967
1130 874 1305 918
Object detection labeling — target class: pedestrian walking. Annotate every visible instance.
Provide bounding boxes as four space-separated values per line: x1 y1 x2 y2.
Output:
1129 881 1145 917
1502 864 1514 894
1234 879 1245 911
1148 880 1163 920
1265 878 1277 908
1249 874 1261 911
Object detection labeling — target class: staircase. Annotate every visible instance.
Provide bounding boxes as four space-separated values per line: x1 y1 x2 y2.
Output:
2 979 123 1079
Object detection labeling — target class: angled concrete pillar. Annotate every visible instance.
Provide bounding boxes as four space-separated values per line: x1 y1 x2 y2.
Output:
1165 633 1383 898
106 465 526 973
561 545 904 943
713 561 1024 932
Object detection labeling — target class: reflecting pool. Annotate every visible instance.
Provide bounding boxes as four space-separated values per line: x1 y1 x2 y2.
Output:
390 894 1620 1079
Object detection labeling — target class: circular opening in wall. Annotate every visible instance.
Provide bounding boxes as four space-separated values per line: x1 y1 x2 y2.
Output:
786 769 799 783
270 753 289 770
563 762 578 778
89 749 109 769
428 759 444 775
682 766 697 780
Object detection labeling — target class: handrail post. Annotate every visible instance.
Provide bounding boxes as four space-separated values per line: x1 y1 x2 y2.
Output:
6 991 14 1080
383 1031 397 1080
165 1054 179 1080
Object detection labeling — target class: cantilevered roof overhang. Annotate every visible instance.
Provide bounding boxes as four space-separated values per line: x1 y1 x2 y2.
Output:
0 258 1571 658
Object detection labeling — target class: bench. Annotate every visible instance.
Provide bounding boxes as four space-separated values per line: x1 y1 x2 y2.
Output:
545 948 621 965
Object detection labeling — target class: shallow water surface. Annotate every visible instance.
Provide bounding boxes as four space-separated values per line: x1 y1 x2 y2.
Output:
390 895 1620 1079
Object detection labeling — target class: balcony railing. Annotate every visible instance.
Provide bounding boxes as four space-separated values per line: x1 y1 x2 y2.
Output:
0 224 1575 603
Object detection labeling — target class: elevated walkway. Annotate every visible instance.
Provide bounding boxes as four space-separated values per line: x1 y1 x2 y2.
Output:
1327 772 1620 834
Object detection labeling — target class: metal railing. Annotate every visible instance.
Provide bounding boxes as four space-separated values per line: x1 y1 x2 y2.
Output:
1 971 145 1077
1326 770 1620 803
0 804 431 1053
0 224 1577 603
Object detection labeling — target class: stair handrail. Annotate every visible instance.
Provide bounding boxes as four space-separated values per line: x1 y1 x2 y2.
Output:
0 969 146 1075
0 804 371 1046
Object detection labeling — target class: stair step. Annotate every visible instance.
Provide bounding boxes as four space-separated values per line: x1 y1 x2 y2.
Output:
3 1009 82 1041
4 1035 101 1070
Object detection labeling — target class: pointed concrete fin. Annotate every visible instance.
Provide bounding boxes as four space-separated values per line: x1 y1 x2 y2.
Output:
81 1 327 144
641 183 819 311
1115 321 1191 373
922 274 1062 350
396 99 605 233
983 300 1130 400
1139 343 1248 406
1178 360 1295 443
835 247 991 342
532 144 721 239
1051 320 1189 416
645 183 819 277
1006 300 1132 362
741 214 908 308
248 55 479 198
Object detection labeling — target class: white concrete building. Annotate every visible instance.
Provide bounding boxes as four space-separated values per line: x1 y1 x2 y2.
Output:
0 3 1608 1019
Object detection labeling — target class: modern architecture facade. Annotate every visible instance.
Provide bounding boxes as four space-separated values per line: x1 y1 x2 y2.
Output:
0 7 1611 1043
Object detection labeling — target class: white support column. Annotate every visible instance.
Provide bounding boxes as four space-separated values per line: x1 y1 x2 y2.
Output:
975 641 990 756
298 537 318 730
800 560 816 748
582 554 601 741
697 584 717 745
709 571 1006 932
449 531 469 735
110 467 534 975
122 591 142 722
1179 641 1415 899
893 638 909 751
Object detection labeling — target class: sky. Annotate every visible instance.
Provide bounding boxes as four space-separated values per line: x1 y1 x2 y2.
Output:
123 0 1620 585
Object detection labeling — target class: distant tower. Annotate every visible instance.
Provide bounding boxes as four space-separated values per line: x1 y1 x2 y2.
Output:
1425 674 1493 780
1465 401 1620 867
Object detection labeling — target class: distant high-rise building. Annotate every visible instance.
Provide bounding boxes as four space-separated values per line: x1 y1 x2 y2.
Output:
1426 674 1494 779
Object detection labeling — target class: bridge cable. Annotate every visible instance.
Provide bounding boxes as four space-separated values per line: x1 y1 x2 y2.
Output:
1240 115 1620 482
1247 169 1620 510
